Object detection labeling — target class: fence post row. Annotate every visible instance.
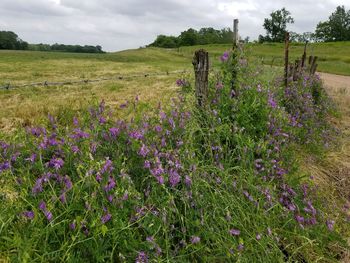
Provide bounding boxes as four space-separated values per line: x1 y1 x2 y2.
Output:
192 49 209 107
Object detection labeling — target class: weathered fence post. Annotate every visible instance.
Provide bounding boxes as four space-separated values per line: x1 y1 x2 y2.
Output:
310 56 318 75
301 41 308 68
284 32 290 88
192 49 209 107
233 19 239 48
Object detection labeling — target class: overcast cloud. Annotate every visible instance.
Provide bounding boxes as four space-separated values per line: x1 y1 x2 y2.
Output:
0 0 347 51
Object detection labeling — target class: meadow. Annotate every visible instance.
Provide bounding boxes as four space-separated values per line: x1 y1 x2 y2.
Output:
1 42 350 132
0 43 349 262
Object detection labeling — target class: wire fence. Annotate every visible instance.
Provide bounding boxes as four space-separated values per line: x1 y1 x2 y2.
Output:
0 69 190 90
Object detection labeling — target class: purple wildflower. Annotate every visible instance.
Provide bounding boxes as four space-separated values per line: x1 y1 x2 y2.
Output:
22 211 35 219
49 158 64 170
326 219 335 231
44 211 53 222
71 128 90 140
268 95 277 108
26 153 37 163
185 175 192 187
0 161 10 173
237 243 244 251
144 160 151 168
138 144 149 157
229 229 241 236
256 233 261 240
109 127 120 137
135 251 148 263
63 176 72 190
190 236 200 244
101 158 114 174
220 51 229 62
101 213 112 224
104 176 116 192
216 81 223 90
169 169 180 187
71 145 79 153
70 221 76 230
38 201 46 211
154 125 162 133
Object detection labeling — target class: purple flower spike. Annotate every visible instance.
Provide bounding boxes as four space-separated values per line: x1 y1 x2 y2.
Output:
326 219 335 231
38 201 46 211
229 229 240 236
220 51 229 62
169 169 180 187
70 222 76 230
101 213 112 224
22 211 35 219
138 144 149 157
49 158 64 170
45 211 53 222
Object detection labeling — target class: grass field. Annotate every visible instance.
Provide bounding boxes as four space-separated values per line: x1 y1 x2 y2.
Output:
0 41 349 132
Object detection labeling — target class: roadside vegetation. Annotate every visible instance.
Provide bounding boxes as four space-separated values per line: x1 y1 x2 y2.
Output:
0 45 349 262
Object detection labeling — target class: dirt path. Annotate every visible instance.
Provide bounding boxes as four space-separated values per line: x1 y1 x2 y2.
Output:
320 72 350 90
317 73 350 262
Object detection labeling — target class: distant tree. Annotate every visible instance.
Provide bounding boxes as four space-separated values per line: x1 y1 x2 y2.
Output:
261 8 294 42
315 6 350 41
0 31 28 50
148 27 235 48
149 35 178 48
179 28 198 46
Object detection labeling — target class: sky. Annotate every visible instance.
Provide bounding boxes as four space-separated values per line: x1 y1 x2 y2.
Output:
0 0 347 51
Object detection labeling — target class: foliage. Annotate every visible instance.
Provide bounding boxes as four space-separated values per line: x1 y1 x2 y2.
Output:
28 43 105 53
149 27 234 48
259 8 294 43
0 31 28 50
315 5 350 42
0 48 347 262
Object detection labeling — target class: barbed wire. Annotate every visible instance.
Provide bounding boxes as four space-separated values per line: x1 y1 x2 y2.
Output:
0 69 191 90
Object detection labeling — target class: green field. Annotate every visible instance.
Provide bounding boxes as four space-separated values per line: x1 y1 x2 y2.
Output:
1 42 349 132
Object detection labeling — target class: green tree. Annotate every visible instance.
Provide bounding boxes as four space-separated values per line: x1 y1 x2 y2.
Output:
262 8 294 42
178 28 198 46
315 6 350 41
0 31 28 50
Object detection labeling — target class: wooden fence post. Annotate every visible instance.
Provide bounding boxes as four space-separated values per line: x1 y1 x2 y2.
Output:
284 32 290 88
233 19 239 48
192 49 209 107
301 41 308 68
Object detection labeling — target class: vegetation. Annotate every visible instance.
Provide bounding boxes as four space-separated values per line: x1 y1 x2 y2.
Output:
1 41 350 131
28 43 105 53
0 46 348 262
259 8 294 43
315 5 350 42
0 30 104 53
0 31 28 50
148 27 234 48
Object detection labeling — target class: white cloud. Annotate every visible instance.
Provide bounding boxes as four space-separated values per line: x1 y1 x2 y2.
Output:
0 0 347 51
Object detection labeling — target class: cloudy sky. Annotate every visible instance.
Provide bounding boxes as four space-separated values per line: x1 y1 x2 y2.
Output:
0 0 347 51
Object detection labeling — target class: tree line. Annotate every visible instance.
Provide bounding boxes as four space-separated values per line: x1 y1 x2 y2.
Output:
0 31 104 53
259 5 350 43
150 5 349 48
148 27 236 48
